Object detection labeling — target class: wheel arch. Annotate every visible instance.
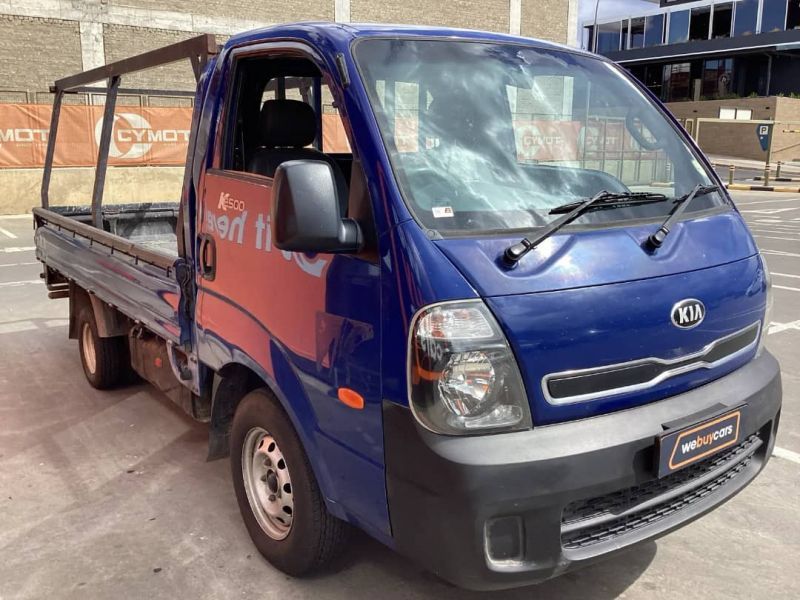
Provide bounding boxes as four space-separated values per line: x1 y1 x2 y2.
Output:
207 347 342 519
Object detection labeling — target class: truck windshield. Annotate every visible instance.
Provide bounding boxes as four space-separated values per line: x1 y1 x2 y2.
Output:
353 39 724 235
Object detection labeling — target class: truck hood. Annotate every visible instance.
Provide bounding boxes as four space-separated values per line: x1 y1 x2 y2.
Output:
434 211 767 424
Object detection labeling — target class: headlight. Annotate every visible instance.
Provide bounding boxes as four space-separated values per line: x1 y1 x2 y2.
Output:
407 300 531 435
757 252 773 357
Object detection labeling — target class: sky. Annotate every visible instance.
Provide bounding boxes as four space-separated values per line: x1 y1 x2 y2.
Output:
578 0 658 24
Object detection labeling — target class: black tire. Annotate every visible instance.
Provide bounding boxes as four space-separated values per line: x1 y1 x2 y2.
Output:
76 305 127 389
231 388 349 576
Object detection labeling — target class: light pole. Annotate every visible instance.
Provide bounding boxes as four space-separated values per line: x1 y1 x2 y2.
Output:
591 0 601 52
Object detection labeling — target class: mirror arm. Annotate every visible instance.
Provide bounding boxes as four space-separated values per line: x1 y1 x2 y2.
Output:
338 218 364 253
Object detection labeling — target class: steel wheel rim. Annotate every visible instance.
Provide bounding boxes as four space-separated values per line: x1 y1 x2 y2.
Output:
242 427 294 540
81 322 97 375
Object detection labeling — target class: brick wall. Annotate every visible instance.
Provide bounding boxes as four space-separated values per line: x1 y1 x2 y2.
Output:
0 1 575 104
107 0 333 23
0 15 82 103
352 0 510 33
103 25 200 93
665 97 800 162
521 0 570 43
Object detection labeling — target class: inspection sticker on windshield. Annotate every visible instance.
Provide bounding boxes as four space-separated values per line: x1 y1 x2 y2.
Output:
432 206 454 218
655 406 744 477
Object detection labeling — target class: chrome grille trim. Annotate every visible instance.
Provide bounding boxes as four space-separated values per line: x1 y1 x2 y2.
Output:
542 322 761 405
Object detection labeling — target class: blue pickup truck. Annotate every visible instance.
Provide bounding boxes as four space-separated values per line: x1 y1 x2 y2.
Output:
33 23 781 590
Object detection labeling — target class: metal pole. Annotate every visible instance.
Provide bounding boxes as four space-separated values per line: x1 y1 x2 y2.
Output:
91 75 121 229
776 161 782 178
728 165 735 186
41 90 64 209
763 163 771 187
592 0 601 52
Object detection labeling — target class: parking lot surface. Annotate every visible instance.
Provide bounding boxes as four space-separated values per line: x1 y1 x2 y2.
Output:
1 193 799 599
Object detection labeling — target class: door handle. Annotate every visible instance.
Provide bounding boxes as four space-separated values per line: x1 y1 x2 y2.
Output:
198 234 216 281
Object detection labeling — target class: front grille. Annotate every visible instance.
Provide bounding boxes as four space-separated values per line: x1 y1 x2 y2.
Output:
561 434 761 551
544 322 760 404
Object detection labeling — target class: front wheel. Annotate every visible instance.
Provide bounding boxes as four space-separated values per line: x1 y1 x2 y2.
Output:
231 388 349 576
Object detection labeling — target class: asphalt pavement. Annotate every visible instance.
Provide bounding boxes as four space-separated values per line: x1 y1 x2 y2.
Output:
1 195 798 599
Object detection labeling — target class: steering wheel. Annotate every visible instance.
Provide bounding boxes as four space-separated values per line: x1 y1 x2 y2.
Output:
626 110 665 151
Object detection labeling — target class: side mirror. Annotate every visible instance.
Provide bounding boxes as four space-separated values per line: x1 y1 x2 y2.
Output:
271 160 362 254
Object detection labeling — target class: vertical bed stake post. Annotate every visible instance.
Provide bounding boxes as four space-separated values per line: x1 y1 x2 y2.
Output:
41 89 64 209
92 75 121 229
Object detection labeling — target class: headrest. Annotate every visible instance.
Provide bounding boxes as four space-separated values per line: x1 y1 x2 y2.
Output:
259 99 316 148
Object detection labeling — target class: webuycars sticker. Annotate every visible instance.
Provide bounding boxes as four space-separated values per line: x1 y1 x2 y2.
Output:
656 408 743 477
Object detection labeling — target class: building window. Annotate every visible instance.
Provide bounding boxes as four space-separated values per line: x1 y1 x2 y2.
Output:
712 3 734 38
644 14 665 46
690 6 712 40
630 17 646 49
597 21 622 52
761 0 789 33
668 10 690 44
733 0 759 36
719 107 753 120
702 58 734 99
663 62 692 102
790 1 800 30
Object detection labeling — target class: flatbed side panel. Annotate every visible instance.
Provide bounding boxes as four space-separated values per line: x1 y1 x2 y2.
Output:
35 225 182 343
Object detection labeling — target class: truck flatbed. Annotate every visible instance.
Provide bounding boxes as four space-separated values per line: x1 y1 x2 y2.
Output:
34 204 182 343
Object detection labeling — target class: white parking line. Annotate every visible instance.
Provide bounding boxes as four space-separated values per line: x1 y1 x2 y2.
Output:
0 280 42 288
761 249 800 258
0 246 35 254
773 446 800 466
737 198 800 205
750 229 799 236
741 208 799 215
754 235 800 242
0 262 38 269
773 272 800 280
768 320 800 335
774 284 800 293
0 226 17 239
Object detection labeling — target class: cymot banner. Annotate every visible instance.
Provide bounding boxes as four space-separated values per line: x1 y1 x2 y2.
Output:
0 104 350 168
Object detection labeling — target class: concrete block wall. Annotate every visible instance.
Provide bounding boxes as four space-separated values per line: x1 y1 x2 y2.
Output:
666 97 800 163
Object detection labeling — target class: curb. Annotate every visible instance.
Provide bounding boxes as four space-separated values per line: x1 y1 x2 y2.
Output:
753 177 800 183
726 183 800 193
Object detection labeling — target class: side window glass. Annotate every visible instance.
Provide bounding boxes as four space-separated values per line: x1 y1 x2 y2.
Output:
321 83 351 154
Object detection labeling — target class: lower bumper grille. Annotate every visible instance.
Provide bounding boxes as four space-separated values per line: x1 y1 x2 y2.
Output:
561 433 761 551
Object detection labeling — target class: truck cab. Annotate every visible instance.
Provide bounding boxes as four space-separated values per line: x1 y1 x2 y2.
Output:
34 23 781 590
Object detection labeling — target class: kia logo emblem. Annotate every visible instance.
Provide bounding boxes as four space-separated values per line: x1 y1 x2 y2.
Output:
671 299 705 329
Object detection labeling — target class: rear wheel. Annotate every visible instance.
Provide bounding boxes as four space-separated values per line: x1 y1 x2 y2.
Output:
231 388 349 576
76 305 127 389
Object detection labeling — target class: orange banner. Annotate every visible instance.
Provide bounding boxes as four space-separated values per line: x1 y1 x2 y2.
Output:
0 104 351 168
0 104 193 167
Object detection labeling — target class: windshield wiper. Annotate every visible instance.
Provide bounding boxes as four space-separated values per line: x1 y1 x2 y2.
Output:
503 191 669 267
647 184 720 248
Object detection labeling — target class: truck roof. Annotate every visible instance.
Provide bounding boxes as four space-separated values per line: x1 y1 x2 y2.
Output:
224 21 591 58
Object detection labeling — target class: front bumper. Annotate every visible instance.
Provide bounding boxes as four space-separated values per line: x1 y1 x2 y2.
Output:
384 351 782 591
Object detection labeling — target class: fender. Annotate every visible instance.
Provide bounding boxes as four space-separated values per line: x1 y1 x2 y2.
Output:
206 340 344 521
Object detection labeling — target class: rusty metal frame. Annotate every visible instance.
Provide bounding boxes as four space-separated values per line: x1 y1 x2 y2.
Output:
40 34 218 214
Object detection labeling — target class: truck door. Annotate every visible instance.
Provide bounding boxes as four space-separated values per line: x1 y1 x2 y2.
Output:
195 49 388 538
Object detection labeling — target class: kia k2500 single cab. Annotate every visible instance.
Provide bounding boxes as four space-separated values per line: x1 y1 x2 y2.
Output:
33 24 781 590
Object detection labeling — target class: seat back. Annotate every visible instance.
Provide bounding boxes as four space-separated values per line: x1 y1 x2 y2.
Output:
247 99 348 212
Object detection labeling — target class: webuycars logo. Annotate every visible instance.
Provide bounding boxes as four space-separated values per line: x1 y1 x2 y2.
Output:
667 411 741 471
93 113 190 160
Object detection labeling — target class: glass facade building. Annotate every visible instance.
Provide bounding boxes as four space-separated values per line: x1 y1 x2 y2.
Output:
584 0 800 102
